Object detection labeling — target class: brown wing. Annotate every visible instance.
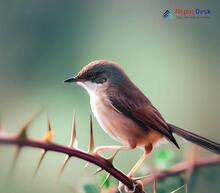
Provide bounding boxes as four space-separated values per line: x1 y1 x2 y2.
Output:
107 85 179 148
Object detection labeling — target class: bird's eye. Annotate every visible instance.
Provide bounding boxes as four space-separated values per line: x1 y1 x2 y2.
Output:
87 72 94 78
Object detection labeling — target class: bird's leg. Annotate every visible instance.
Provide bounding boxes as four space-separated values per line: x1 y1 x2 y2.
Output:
118 144 153 193
93 145 131 156
127 144 152 178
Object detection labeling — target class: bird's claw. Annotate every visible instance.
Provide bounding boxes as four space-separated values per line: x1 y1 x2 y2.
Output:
118 176 145 193
118 182 124 193
118 179 138 193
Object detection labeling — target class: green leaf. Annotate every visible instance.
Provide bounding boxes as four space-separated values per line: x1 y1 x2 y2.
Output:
83 184 99 193
156 149 174 161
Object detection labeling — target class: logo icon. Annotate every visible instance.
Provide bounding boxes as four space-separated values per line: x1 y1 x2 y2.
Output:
163 10 173 18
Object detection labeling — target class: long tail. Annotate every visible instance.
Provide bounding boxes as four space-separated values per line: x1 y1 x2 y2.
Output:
168 123 220 154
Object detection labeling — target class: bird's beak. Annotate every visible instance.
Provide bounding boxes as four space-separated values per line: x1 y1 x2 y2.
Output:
63 76 79 83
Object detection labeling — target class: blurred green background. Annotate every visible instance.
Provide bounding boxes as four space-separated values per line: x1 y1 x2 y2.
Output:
0 0 219 193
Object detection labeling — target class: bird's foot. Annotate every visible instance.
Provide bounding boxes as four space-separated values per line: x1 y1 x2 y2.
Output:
118 175 144 193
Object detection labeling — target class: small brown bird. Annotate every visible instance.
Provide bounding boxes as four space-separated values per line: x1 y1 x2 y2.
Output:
64 60 220 185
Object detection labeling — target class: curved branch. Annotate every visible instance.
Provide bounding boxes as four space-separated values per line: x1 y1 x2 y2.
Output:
142 155 220 184
0 136 144 193
1 136 219 193
106 156 220 193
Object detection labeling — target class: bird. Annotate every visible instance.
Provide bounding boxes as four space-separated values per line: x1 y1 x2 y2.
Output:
64 60 220 187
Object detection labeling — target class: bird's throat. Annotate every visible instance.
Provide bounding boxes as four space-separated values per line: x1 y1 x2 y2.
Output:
77 81 99 97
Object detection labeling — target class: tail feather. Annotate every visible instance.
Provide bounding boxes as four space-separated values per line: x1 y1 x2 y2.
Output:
169 123 220 154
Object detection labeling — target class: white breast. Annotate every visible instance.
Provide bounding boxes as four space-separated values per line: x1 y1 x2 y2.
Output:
78 81 123 141
77 81 107 130
77 81 99 97
89 90 116 139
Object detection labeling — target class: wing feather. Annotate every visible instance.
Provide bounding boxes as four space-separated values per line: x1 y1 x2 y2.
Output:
107 85 179 148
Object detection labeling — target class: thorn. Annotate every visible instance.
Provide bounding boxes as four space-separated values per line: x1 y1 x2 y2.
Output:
47 113 52 131
0 119 2 133
88 115 95 153
93 167 103 175
106 150 119 165
84 162 89 169
8 146 21 177
58 155 70 178
0 115 6 137
171 184 186 193
69 111 77 148
0 119 3 136
185 146 196 182
132 174 152 181
84 115 95 169
153 178 157 193
18 111 43 139
33 149 46 179
100 173 111 190
43 114 53 143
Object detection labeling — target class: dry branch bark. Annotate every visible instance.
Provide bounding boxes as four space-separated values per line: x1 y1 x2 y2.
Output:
0 136 144 193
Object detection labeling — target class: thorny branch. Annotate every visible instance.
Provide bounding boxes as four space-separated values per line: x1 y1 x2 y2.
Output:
0 137 145 193
0 113 219 193
0 114 144 193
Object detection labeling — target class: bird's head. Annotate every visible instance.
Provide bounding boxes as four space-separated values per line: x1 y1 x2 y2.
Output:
64 60 127 96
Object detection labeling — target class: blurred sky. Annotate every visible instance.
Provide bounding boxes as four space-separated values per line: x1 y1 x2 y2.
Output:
0 1 219 193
